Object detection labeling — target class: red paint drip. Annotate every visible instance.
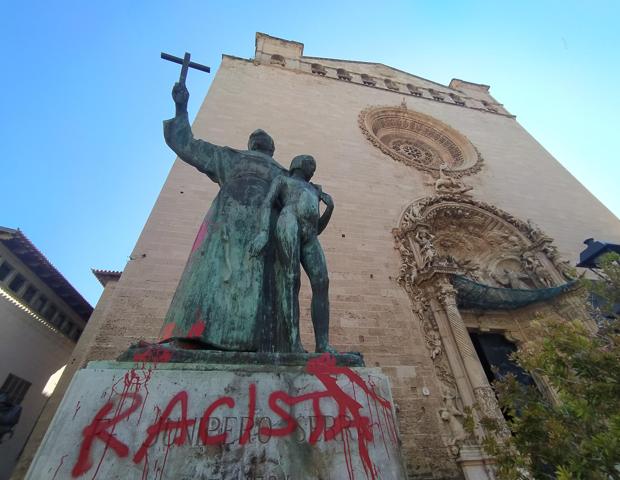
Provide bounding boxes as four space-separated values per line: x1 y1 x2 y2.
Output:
90 369 152 479
159 323 175 341
239 384 257 444
187 320 206 338
198 396 235 445
133 346 173 364
71 354 397 479
257 354 396 480
132 367 152 424
133 391 196 464
304 354 393 480
71 392 142 477
259 391 297 437
190 220 209 254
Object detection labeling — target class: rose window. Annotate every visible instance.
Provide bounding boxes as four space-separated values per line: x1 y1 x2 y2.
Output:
391 140 435 165
359 106 483 176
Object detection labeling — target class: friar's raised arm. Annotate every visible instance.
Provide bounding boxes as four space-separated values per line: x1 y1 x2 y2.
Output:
163 83 228 185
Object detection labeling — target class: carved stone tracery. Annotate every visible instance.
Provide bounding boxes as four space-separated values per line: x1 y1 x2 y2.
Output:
412 288 470 456
359 106 484 177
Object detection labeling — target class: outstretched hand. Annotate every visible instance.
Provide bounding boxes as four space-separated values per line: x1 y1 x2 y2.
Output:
172 82 189 113
249 231 269 257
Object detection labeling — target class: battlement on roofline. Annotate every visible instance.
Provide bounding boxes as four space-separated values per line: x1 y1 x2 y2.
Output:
251 32 511 117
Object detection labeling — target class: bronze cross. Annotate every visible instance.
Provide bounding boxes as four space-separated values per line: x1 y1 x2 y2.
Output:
161 51 210 86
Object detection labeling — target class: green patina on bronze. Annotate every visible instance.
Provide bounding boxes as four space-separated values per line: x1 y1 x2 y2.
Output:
250 154 335 354
159 82 339 356
162 106 286 350
151 77 344 362
117 344 364 367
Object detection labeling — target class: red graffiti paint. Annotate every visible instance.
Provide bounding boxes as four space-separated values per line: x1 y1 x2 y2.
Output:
72 354 397 480
190 220 209 254
239 383 257 444
260 391 297 437
198 396 235 445
159 323 175 341
133 346 173 364
305 354 396 480
187 320 206 338
133 391 196 464
257 354 396 480
71 392 142 477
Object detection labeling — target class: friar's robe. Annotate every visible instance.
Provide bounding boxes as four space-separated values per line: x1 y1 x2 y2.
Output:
161 113 286 351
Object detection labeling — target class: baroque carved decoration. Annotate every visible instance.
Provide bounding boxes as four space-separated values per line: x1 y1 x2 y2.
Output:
411 289 470 455
393 195 575 289
434 164 473 195
440 386 468 456
474 386 505 424
398 196 576 453
412 289 456 393
359 106 484 177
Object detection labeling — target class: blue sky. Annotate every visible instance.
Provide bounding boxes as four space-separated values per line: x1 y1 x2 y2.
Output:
2 1 618 306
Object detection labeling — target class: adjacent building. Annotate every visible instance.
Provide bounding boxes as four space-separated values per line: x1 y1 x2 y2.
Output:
0 227 92 480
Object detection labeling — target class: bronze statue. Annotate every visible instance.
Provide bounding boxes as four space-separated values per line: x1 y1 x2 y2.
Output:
161 82 287 351
250 155 335 353
160 82 335 354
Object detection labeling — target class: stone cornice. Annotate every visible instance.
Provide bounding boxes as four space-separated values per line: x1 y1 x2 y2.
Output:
0 284 69 340
224 53 516 119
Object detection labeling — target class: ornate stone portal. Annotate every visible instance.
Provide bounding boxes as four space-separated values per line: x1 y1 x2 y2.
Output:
393 193 578 470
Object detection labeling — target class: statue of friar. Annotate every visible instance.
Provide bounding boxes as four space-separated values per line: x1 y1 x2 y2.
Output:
161 82 289 352
160 81 339 355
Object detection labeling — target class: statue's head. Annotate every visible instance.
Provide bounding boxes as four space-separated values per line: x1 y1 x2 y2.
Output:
290 155 316 180
248 129 275 156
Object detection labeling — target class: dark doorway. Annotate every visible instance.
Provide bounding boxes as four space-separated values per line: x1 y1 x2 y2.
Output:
469 332 534 387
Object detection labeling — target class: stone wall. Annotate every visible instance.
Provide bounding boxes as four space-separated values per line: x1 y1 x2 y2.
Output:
11 278 118 480
0 286 74 480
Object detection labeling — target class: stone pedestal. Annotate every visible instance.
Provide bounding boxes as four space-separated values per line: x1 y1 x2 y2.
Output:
26 357 406 479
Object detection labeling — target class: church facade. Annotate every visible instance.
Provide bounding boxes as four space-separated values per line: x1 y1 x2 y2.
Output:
17 33 620 479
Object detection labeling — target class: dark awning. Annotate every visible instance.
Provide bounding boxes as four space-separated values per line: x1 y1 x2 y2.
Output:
577 238 620 268
453 275 576 310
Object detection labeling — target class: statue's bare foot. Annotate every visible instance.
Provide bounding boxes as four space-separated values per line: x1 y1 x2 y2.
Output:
316 344 338 354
